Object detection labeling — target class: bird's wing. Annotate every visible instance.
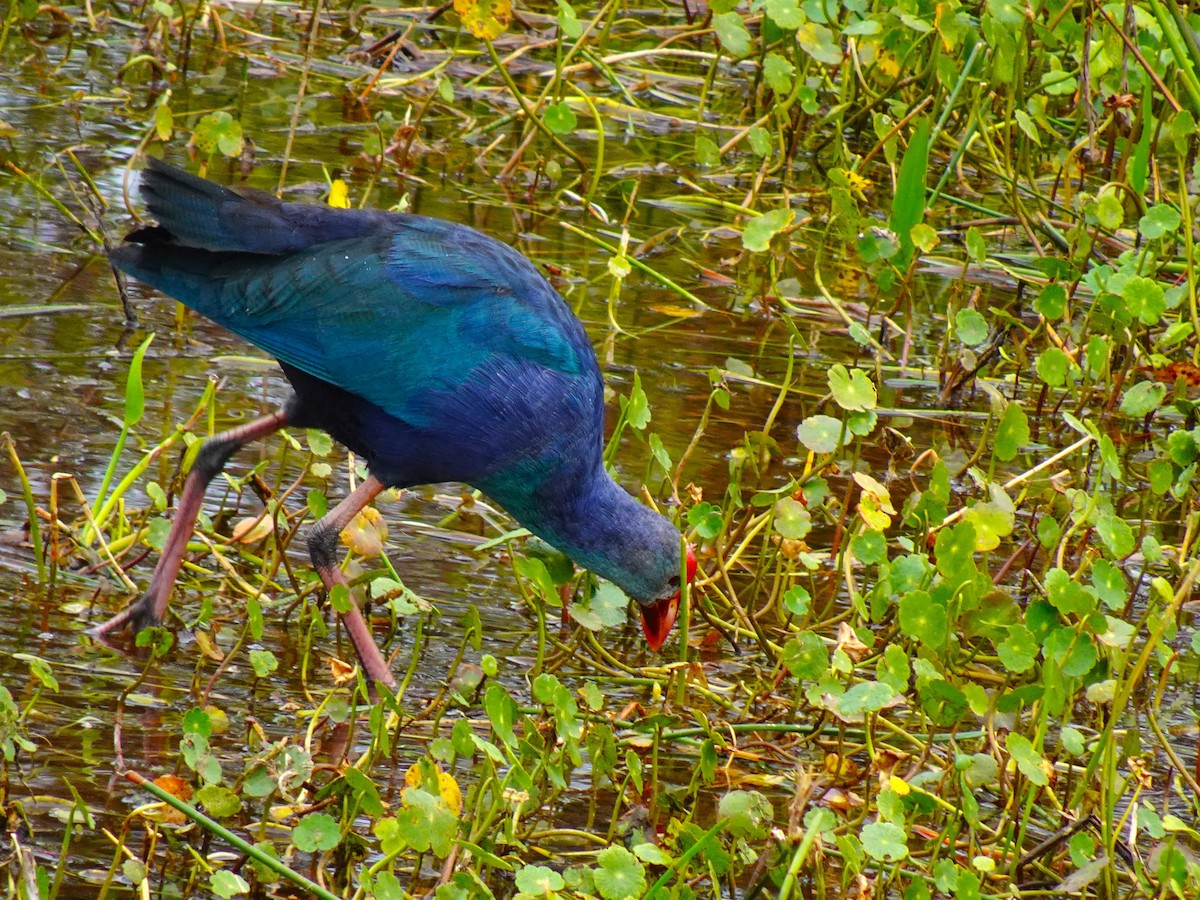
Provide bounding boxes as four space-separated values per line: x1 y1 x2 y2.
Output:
111 218 594 426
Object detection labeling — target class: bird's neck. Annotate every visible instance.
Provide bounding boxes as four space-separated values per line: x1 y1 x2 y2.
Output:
480 460 668 590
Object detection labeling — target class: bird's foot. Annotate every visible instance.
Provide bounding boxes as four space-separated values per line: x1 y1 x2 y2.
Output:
89 593 163 644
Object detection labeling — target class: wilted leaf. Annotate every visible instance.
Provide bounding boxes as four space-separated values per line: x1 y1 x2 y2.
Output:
453 0 511 39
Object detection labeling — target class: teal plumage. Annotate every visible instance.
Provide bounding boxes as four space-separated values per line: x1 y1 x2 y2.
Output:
100 159 694 667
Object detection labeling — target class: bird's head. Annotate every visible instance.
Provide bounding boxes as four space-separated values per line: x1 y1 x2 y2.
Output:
637 544 697 651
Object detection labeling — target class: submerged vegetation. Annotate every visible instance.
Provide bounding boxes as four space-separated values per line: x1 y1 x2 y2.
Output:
4 0 1200 897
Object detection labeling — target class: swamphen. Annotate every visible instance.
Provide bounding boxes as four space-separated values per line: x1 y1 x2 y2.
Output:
92 159 696 688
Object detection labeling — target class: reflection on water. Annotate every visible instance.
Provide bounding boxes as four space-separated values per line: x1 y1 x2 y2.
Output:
0 9 1019 888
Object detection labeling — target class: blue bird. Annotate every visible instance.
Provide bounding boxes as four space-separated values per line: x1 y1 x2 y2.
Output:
93 159 695 687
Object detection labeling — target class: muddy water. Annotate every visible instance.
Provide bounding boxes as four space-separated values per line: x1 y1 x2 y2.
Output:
0 8 1051 892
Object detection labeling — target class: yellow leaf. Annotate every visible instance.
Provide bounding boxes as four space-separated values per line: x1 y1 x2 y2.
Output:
403 762 463 816
232 515 272 544
328 656 357 684
453 0 511 39
204 705 231 734
876 50 900 78
438 771 463 816
340 505 387 557
648 303 704 319
328 179 351 209
194 630 224 662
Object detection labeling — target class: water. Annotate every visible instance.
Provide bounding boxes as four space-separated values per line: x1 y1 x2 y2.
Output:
5 5 1197 895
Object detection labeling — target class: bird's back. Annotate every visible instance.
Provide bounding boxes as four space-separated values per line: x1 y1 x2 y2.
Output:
112 160 605 490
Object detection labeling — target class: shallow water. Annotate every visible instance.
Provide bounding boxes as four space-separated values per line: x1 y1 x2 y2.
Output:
4 4 1198 895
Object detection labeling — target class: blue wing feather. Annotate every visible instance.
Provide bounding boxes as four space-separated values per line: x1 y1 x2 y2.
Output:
108 160 684 610
111 169 600 487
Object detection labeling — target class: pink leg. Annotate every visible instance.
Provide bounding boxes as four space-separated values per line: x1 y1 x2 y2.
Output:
307 475 396 689
91 408 292 638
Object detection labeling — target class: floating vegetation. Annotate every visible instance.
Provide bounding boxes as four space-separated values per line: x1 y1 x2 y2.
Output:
3 0 1200 897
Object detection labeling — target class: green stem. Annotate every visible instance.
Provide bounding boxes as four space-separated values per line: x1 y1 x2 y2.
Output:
126 771 342 900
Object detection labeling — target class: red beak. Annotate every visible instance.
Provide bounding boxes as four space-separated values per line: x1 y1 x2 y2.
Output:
639 546 697 651
640 594 680 651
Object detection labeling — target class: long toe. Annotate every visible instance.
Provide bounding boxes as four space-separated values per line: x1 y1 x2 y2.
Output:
89 593 162 640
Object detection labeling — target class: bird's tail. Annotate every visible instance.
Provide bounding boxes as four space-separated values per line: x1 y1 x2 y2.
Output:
120 158 390 256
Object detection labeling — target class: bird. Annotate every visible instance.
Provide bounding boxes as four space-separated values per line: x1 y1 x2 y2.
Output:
92 158 696 688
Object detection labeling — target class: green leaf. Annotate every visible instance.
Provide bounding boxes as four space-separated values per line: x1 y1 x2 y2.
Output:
743 207 794 252
847 409 877 436
516 865 565 895
210 870 249 898
123 333 154 427
851 529 887 564
774 497 811 539
306 429 332 457
154 101 174 141
763 52 794 93
1138 204 1181 240
827 364 876 412
196 784 241 818
964 226 987 263
544 101 577 134
934 522 976 578
796 414 843 453
182 706 212 737
694 135 721 166
394 788 458 857
782 585 811 616
861 821 908 862
962 499 1014 551
1044 567 1096 617
899 590 947 646
764 0 804 29
1036 347 1070 387
328 582 352 615
569 582 628 631
796 22 842 65
959 752 999 788
1094 190 1123 229
146 517 171 551
1091 559 1126 610
993 402 1029 461
955 308 988 346
835 680 896 718
624 372 651 430
748 125 772 156
1119 381 1165 417
1096 511 1134 558
193 111 245 158
249 649 278 678
1034 283 1067 319
292 813 341 852
996 625 1038 673
687 502 723 539
718 790 772 838
555 0 582 38
633 843 673 866
781 632 828 680
889 118 931 266
1122 276 1166 325
1005 733 1048 785
857 227 899 262
593 846 646 900
484 682 518 747
712 11 752 57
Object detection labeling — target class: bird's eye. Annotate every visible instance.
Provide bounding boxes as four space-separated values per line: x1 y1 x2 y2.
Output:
668 575 681 587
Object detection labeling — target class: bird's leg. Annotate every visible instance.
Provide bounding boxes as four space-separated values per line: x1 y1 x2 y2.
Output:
307 475 397 690
90 408 292 638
